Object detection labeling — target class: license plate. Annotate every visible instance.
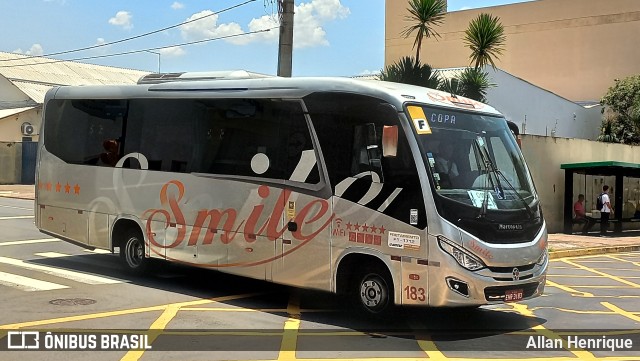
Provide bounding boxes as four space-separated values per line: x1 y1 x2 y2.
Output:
505 289 523 302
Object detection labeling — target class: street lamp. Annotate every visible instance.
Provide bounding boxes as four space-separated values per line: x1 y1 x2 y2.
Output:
144 50 161 73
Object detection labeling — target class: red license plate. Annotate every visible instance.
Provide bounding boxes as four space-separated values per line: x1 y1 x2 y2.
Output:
505 289 523 302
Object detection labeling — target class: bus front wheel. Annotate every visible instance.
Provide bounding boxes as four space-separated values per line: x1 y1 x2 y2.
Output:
119 230 148 274
354 268 392 315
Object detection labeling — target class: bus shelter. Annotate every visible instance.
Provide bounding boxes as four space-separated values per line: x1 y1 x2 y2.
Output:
562 161 640 234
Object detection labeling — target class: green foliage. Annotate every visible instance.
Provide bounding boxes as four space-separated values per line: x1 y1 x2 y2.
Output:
400 0 447 63
438 68 493 103
379 56 441 89
599 75 640 144
464 13 506 70
596 117 621 143
600 75 640 117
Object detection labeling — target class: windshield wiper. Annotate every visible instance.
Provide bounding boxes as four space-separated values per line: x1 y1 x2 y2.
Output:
472 136 501 219
473 135 534 220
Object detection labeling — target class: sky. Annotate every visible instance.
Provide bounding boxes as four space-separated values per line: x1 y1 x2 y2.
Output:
0 0 532 77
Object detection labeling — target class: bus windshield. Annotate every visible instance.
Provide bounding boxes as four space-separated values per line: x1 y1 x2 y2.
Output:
409 105 537 212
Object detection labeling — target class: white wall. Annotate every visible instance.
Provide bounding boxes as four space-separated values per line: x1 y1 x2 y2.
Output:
0 108 41 142
485 68 602 140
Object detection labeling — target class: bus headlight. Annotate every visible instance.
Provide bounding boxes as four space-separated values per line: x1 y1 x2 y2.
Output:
438 236 485 271
536 249 548 266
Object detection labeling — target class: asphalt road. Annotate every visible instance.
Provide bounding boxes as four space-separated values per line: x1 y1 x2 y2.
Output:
1 197 639 361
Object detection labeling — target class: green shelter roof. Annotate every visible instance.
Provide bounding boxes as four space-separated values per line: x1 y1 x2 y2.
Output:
560 161 640 170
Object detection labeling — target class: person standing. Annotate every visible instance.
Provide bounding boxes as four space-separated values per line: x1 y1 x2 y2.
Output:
599 185 612 236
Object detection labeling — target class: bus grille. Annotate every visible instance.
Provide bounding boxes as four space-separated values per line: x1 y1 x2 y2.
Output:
488 263 535 273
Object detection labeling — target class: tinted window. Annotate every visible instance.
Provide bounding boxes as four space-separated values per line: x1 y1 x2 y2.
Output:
44 98 319 184
304 92 426 228
44 99 127 166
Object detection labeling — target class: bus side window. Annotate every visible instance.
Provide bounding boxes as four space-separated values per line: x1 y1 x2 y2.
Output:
305 92 427 228
352 123 383 183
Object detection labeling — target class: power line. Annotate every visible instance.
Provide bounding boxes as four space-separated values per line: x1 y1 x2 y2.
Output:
0 0 257 62
0 28 278 69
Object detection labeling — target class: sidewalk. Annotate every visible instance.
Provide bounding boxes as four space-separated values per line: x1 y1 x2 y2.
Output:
0 184 35 200
1 185 639 258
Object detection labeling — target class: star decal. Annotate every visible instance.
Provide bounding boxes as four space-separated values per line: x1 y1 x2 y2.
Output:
74 184 81 195
378 225 386 234
362 223 369 232
55 182 62 193
64 183 71 194
346 222 352 230
354 223 361 231
370 225 378 233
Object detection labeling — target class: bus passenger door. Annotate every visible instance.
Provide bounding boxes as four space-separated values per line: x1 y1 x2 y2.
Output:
273 189 333 290
271 99 332 290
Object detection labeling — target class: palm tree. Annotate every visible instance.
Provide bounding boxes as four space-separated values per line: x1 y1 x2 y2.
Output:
379 56 441 89
464 13 506 70
438 68 492 103
401 0 447 64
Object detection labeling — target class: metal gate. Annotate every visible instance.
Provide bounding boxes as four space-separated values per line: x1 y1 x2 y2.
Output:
21 141 37 184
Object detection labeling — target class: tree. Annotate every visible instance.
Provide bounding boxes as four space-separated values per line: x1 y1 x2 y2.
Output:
464 13 506 70
438 12 505 103
596 117 621 143
439 68 493 103
379 56 440 89
599 75 640 144
401 0 447 64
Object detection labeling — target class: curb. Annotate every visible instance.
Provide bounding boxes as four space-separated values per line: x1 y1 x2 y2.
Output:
0 195 35 200
549 245 640 259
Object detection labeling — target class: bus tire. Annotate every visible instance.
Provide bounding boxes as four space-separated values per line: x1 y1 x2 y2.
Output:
119 229 149 274
353 266 393 315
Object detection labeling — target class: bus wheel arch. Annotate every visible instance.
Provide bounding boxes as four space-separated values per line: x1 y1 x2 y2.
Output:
336 253 395 315
112 219 149 274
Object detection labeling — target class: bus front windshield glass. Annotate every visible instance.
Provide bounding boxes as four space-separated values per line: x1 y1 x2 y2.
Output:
410 105 537 212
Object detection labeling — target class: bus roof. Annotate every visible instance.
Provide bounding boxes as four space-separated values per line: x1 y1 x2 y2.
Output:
49 71 503 116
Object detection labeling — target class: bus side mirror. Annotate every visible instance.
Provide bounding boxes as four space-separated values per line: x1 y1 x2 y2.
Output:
382 125 398 158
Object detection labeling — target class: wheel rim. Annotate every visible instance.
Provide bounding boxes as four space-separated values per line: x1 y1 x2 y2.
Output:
125 237 143 268
359 275 387 311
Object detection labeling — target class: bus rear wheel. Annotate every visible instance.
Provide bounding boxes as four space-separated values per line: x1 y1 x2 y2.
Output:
119 230 148 274
354 268 392 315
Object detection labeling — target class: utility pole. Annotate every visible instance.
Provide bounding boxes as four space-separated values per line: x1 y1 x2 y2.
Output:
277 0 294 77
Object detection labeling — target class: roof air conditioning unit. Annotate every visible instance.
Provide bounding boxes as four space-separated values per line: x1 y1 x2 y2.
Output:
21 122 35 136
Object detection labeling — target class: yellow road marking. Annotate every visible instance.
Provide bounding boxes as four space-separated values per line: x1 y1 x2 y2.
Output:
511 303 598 360
561 259 640 288
602 302 640 322
545 279 594 297
606 254 640 267
552 252 639 262
570 285 638 289
0 293 259 329
417 337 447 360
277 292 301 361
529 306 615 315
180 307 334 313
120 304 181 361
548 275 640 280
